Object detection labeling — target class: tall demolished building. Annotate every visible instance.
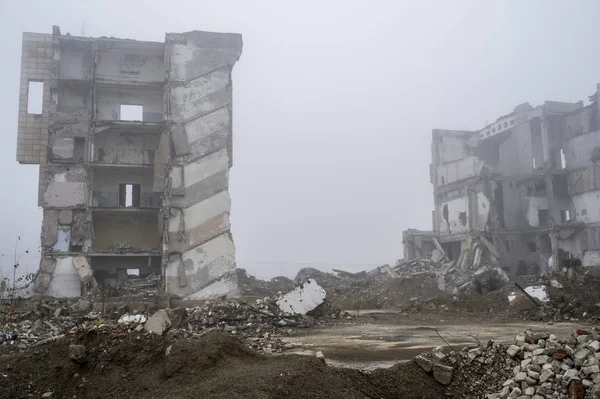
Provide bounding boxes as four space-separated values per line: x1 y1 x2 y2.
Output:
404 87 600 277
16 26 242 299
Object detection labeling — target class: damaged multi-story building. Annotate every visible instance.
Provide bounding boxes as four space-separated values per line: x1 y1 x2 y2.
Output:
16 26 243 298
404 84 600 277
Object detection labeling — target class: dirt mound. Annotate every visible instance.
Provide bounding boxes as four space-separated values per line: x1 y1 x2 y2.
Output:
1 329 445 399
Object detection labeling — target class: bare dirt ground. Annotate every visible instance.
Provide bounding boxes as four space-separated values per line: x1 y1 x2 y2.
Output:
283 311 586 369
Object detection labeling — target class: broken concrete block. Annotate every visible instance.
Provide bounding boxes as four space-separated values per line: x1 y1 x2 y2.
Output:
166 307 188 329
34 272 51 293
58 209 73 225
42 211 59 247
415 354 434 373
68 344 88 364
144 309 172 336
432 363 453 385
72 255 93 284
507 345 521 358
39 258 56 274
276 279 326 315
71 299 91 313
315 351 326 363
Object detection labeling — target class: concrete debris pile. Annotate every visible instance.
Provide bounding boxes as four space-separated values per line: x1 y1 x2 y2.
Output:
486 329 600 399
97 273 163 298
416 328 600 399
236 268 294 297
1 280 338 355
400 236 510 296
520 269 600 323
415 340 514 398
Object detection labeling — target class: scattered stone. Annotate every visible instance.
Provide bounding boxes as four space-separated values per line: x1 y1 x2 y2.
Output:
144 309 172 336
68 344 88 365
432 363 453 385
315 351 326 363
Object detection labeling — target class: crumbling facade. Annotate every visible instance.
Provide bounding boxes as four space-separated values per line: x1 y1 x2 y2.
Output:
404 84 600 277
17 27 243 299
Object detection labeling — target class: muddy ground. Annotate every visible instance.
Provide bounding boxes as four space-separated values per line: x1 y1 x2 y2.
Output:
1 327 445 399
0 310 585 399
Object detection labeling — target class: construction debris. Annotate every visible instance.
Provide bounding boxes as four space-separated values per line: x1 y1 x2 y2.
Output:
276 279 326 315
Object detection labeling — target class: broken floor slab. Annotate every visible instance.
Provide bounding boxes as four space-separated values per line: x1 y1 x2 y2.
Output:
276 279 326 315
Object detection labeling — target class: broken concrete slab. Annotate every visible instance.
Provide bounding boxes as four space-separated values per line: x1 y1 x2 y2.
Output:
276 279 326 315
39 258 56 274
144 309 171 336
58 209 73 225
72 256 93 284
42 211 59 247
34 272 52 293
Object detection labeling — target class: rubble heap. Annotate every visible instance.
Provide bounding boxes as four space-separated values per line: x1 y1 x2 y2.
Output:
416 328 600 399
532 270 600 323
236 268 294 297
1 280 342 355
399 236 510 296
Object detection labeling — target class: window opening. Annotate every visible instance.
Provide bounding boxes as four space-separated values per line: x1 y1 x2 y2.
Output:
27 81 44 114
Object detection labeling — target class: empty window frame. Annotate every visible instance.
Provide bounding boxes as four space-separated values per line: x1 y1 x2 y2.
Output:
120 104 143 121
560 210 571 223
73 137 85 162
538 209 550 227
118 184 141 207
560 148 567 169
127 269 140 276
27 81 44 114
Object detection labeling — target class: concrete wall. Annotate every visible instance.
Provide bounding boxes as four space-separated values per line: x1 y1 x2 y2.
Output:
91 168 159 207
45 257 81 298
94 132 159 165
92 212 160 251
16 32 53 165
436 156 484 186
438 196 469 235
96 43 164 85
525 196 549 227
571 190 600 223
96 86 163 122
565 129 600 170
164 30 242 299
58 40 92 80
568 165 600 196
583 250 600 267
498 122 535 178
44 166 87 207
57 83 89 113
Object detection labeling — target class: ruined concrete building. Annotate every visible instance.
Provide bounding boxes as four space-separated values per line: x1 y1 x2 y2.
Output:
16 26 243 298
404 85 600 277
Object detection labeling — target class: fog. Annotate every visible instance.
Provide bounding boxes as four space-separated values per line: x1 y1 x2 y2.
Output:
0 0 599 280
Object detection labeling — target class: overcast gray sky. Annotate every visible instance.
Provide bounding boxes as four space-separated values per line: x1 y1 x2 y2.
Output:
1 0 599 280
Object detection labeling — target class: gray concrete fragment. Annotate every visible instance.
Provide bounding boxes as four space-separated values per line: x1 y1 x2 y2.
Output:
432 363 453 385
144 309 171 336
415 354 434 373
40 258 56 274
72 256 93 284
42 211 59 247
58 209 73 225
68 344 88 364
171 125 190 156
34 272 51 293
